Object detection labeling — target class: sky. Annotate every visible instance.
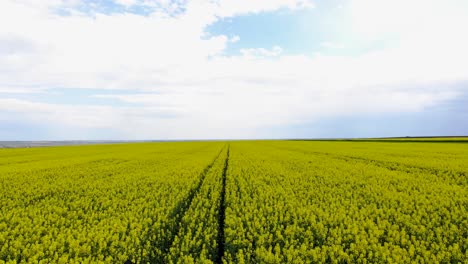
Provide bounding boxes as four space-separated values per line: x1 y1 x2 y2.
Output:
0 0 467 140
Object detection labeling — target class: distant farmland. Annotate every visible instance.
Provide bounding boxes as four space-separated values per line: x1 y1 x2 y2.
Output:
1 140 467 263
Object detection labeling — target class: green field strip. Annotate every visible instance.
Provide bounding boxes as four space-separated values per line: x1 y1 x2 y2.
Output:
291 137 468 143
298 141 468 171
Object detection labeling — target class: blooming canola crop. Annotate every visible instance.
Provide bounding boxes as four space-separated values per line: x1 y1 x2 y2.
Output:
0 140 467 263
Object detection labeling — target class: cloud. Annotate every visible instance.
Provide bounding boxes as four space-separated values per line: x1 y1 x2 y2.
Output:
114 0 138 8
0 87 48 94
0 0 467 139
0 98 182 130
350 0 468 42
240 46 283 58
230 35 240 43
320 42 344 49
213 0 314 17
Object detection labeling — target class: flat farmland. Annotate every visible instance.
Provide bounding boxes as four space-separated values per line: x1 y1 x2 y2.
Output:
1 141 467 263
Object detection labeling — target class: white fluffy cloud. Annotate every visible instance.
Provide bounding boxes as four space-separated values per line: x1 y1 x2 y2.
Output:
0 0 467 139
240 46 283 58
114 0 139 7
213 0 314 17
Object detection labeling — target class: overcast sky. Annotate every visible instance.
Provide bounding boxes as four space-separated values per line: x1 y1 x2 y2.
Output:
1 0 467 140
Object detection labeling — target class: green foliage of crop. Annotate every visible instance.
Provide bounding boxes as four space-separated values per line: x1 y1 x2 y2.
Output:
1 140 467 263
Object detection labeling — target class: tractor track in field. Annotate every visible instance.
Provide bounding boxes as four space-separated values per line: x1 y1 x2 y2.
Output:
270 145 467 185
216 145 229 263
165 146 226 247
146 145 227 263
320 152 466 185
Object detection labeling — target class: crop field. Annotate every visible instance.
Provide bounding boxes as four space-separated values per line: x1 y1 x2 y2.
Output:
0 140 467 263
